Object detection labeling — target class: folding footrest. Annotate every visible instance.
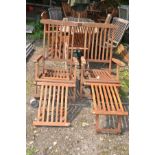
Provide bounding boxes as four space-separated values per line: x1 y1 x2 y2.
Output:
33 82 72 127
90 83 128 134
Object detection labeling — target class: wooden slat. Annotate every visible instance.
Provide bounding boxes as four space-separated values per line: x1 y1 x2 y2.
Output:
95 85 101 110
91 85 97 110
98 28 103 60
109 85 120 111
46 85 52 122
91 29 95 60
106 28 110 60
56 86 60 122
51 85 56 122
33 121 70 126
102 85 111 111
106 85 116 111
42 85 47 121
99 85 106 111
60 86 64 122
92 110 128 115
102 28 107 60
64 86 68 123
37 85 44 121
95 29 99 60
113 86 124 112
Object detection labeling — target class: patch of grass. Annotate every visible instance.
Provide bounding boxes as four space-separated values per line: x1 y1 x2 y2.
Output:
119 68 129 102
26 147 37 155
26 80 33 96
26 20 43 41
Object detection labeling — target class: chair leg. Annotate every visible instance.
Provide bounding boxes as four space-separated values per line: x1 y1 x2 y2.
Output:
80 82 83 98
95 115 122 134
96 114 99 132
73 87 76 102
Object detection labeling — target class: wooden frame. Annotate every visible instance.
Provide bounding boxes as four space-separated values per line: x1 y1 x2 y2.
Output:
32 19 128 132
79 22 126 96
33 82 73 127
91 83 128 134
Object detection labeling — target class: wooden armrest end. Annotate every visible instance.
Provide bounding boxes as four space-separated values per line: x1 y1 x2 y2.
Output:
41 11 48 19
72 57 79 65
112 58 125 67
33 54 43 63
81 56 86 65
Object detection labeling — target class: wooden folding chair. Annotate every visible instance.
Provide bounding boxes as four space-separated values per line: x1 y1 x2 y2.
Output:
79 22 128 133
33 19 80 127
80 22 125 95
91 83 128 134
33 82 72 127
34 19 79 86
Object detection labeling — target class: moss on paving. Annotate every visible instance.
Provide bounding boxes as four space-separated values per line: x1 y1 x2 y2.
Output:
119 67 129 102
26 20 43 41
26 147 37 155
26 80 33 96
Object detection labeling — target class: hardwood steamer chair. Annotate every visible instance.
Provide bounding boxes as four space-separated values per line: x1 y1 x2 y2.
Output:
33 19 80 127
79 22 128 134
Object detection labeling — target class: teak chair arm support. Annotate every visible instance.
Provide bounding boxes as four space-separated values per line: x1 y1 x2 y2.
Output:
72 57 79 66
112 58 126 80
112 58 125 67
41 11 48 19
34 55 44 81
33 54 43 63
81 56 86 66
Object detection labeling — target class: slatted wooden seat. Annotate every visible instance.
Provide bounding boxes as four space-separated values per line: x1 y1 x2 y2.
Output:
83 69 120 85
91 83 128 134
33 82 73 127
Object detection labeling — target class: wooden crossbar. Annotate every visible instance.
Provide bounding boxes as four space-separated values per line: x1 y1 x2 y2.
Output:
33 83 70 126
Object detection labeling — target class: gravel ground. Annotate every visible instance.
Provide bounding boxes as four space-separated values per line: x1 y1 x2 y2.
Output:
26 40 129 155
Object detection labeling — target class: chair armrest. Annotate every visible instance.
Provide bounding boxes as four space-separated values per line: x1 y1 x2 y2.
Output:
112 58 125 67
33 54 43 63
41 11 48 19
81 56 86 65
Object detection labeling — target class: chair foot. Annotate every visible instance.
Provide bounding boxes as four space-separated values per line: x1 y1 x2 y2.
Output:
95 115 122 134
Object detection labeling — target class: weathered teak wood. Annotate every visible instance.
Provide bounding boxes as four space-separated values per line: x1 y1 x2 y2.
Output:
34 20 81 86
78 22 126 97
79 22 121 96
34 19 83 109
33 82 71 127
90 83 128 134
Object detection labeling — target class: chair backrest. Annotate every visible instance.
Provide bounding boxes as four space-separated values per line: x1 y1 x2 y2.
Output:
112 17 129 47
40 19 81 62
82 22 116 70
40 19 116 71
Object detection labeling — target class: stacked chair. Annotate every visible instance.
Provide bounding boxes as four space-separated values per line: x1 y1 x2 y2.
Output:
33 19 128 134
